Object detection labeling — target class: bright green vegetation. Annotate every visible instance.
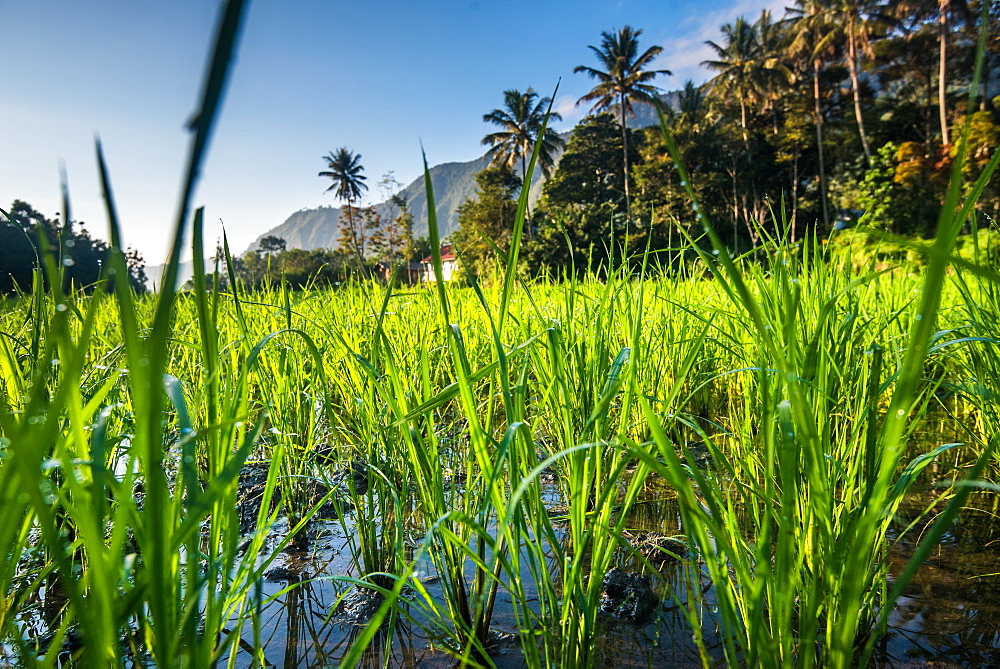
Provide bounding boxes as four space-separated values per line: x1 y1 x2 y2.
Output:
3 1 1000 667
3 212 1000 666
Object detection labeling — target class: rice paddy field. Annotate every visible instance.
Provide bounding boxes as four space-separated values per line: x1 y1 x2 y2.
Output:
3 1 1000 666
2 230 1000 667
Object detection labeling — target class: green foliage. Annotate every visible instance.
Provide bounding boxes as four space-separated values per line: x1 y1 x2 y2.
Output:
0 200 146 294
857 141 941 235
539 113 628 212
450 166 520 279
225 245 350 288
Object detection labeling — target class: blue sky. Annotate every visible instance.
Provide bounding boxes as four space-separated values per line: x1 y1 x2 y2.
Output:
1 0 784 265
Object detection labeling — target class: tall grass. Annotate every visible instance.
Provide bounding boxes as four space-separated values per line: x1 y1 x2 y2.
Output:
636 6 1000 662
3 2 1000 667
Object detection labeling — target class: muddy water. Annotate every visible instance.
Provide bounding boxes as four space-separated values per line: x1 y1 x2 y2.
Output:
230 478 1000 668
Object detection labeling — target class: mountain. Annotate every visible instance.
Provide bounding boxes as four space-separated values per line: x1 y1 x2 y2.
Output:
249 134 569 254
250 154 494 253
146 93 684 284
250 92 682 256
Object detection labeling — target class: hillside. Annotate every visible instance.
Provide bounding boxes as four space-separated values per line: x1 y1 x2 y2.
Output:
249 154 494 253
247 131 568 254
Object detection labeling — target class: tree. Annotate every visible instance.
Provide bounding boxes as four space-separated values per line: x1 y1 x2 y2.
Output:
369 172 415 266
540 113 628 213
319 148 369 271
574 25 671 221
703 16 781 141
893 0 973 145
0 200 146 294
336 204 377 273
812 0 897 162
451 167 520 279
482 88 565 180
258 235 287 256
788 0 841 227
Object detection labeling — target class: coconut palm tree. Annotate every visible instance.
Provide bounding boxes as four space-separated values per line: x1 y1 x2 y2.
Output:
319 147 368 271
482 88 565 181
893 0 973 145
575 25 671 221
703 17 774 142
811 0 896 162
754 10 795 134
788 0 840 227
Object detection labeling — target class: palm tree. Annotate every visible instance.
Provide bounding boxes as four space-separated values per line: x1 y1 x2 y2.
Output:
812 0 896 162
703 18 766 142
482 88 565 181
575 25 671 220
674 80 707 130
319 147 368 270
893 0 973 145
754 10 795 134
788 0 839 227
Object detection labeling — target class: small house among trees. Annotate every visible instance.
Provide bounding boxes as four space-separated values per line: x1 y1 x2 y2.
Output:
421 245 458 282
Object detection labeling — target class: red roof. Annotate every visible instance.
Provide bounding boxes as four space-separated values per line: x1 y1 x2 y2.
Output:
422 244 456 263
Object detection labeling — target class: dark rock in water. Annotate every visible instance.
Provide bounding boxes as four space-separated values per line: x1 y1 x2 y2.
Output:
264 552 312 582
683 440 711 468
264 565 298 582
600 568 659 623
627 531 688 568
314 442 337 464
486 628 519 654
236 461 275 533
331 459 371 496
333 587 385 625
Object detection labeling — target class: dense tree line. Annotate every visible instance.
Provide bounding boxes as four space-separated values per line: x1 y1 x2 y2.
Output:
454 1 1000 279
0 200 146 295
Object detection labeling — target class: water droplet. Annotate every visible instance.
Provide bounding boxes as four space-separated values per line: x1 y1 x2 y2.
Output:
914 314 923 321
55 303 68 312
679 181 687 187
62 256 75 267
896 409 906 417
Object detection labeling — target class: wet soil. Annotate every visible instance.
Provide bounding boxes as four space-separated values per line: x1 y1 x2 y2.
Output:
231 484 1000 668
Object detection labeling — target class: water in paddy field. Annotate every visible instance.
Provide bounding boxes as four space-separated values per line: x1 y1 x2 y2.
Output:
224 480 1000 667
4 465 997 666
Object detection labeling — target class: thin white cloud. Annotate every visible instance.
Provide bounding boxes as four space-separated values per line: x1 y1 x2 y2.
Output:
653 0 790 87
552 93 588 130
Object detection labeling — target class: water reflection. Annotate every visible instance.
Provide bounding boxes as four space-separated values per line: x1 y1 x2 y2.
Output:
229 483 998 667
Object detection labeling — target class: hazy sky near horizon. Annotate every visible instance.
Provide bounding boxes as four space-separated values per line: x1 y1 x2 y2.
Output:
2 0 786 265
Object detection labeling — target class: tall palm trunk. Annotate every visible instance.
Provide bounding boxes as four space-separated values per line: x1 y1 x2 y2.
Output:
620 91 632 222
939 8 951 145
345 200 367 276
740 98 749 143
847 18 873 162
813 58 830 228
